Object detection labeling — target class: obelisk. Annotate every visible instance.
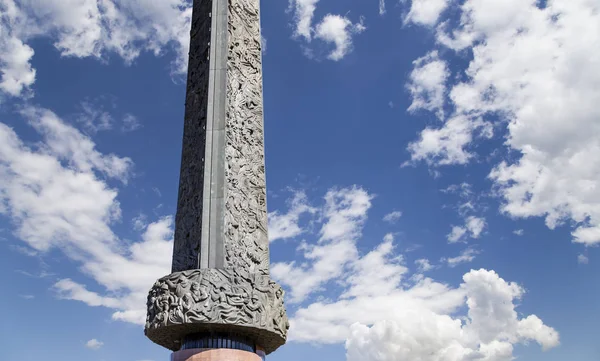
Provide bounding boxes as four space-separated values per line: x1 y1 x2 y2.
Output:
144 0 288 359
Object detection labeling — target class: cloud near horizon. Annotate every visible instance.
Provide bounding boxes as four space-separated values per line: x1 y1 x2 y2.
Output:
0 106 557 360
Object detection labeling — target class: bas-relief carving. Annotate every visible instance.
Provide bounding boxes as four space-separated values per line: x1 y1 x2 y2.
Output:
147 0 287 354
145 269 289 351
171 0 270 276
224 0 270 276
172 0 213 273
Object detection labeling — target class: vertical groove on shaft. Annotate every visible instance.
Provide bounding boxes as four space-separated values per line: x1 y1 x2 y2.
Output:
172 0 213 273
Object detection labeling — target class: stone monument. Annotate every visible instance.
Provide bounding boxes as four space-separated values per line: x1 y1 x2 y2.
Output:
144 0 289 359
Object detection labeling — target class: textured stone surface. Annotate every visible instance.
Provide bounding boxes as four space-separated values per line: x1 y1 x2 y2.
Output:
145 269 288 354
172 0 213 273
223 0 270 276
172 348 262 361
172 0 270 277
148 0 287 354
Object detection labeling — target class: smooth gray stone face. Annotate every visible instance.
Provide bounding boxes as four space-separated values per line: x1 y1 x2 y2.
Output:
145 268 288 354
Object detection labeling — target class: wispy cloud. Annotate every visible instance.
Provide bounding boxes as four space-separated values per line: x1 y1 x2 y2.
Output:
383 210 402 224
443 247 480 268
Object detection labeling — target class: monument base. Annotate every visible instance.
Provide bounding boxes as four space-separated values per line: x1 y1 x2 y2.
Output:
172 348 265 361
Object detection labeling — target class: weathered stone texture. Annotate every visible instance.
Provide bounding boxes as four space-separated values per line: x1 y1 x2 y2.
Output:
148 0 287 354
145 268 288 354
172 0 213 273
172 0 270 277
223 0 270 276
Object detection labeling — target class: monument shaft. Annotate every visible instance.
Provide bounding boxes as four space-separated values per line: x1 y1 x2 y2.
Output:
145 0 287 357
173 0 269 275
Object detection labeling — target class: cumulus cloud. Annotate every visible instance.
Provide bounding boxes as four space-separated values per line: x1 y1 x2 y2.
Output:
407 1 600 246
447 225 467 243
85 339 104 350
0 0 36 97
315 14 366 61
268 190 316 242
294 269 557 361
287 0 365 61
407 51 449 120
447 216 486 243
288 0 320 40
340 233 408 299
0 107 171 325
405 0 450 27
0 0 192 98
267 188 558 360
0 118 558 361
407 114 492 166
271 186 373 303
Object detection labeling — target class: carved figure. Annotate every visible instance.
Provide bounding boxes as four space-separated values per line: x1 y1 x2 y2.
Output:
165 274 191 298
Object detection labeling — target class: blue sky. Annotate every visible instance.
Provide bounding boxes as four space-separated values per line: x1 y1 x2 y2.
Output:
1 0 599 360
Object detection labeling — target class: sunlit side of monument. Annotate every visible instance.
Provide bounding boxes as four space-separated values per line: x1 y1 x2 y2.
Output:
144 0 289 359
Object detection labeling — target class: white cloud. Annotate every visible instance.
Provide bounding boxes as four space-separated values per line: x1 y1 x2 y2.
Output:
0 0 192 98
447 225 467 243
466 216 485 238
121 113 141 132
287 0 365 61
268 190 316 242
407 51 449 120
0 106 171 325
132 213 147 231
447 216 486 243
513 229 524 236
341 233 408 299
0 0 36 97
10 244 38 257
293 269 557 361
382 210 402 223
269 189 557 360
20 107 132 182
76 99 114 133
315 15 366 61
379 0 386 16
0 118 558 361
407 114 492 166
288 0 320 40
444 247 479 267
577 254 589 265
415 258 433 272
85 339 103 350
408 1 600 246
405 0 450 27
271 186 373 303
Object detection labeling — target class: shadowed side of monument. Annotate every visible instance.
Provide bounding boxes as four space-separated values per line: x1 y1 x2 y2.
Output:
145 0 288 359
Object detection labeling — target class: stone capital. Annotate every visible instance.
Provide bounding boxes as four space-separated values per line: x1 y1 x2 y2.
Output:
145 269 288 354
